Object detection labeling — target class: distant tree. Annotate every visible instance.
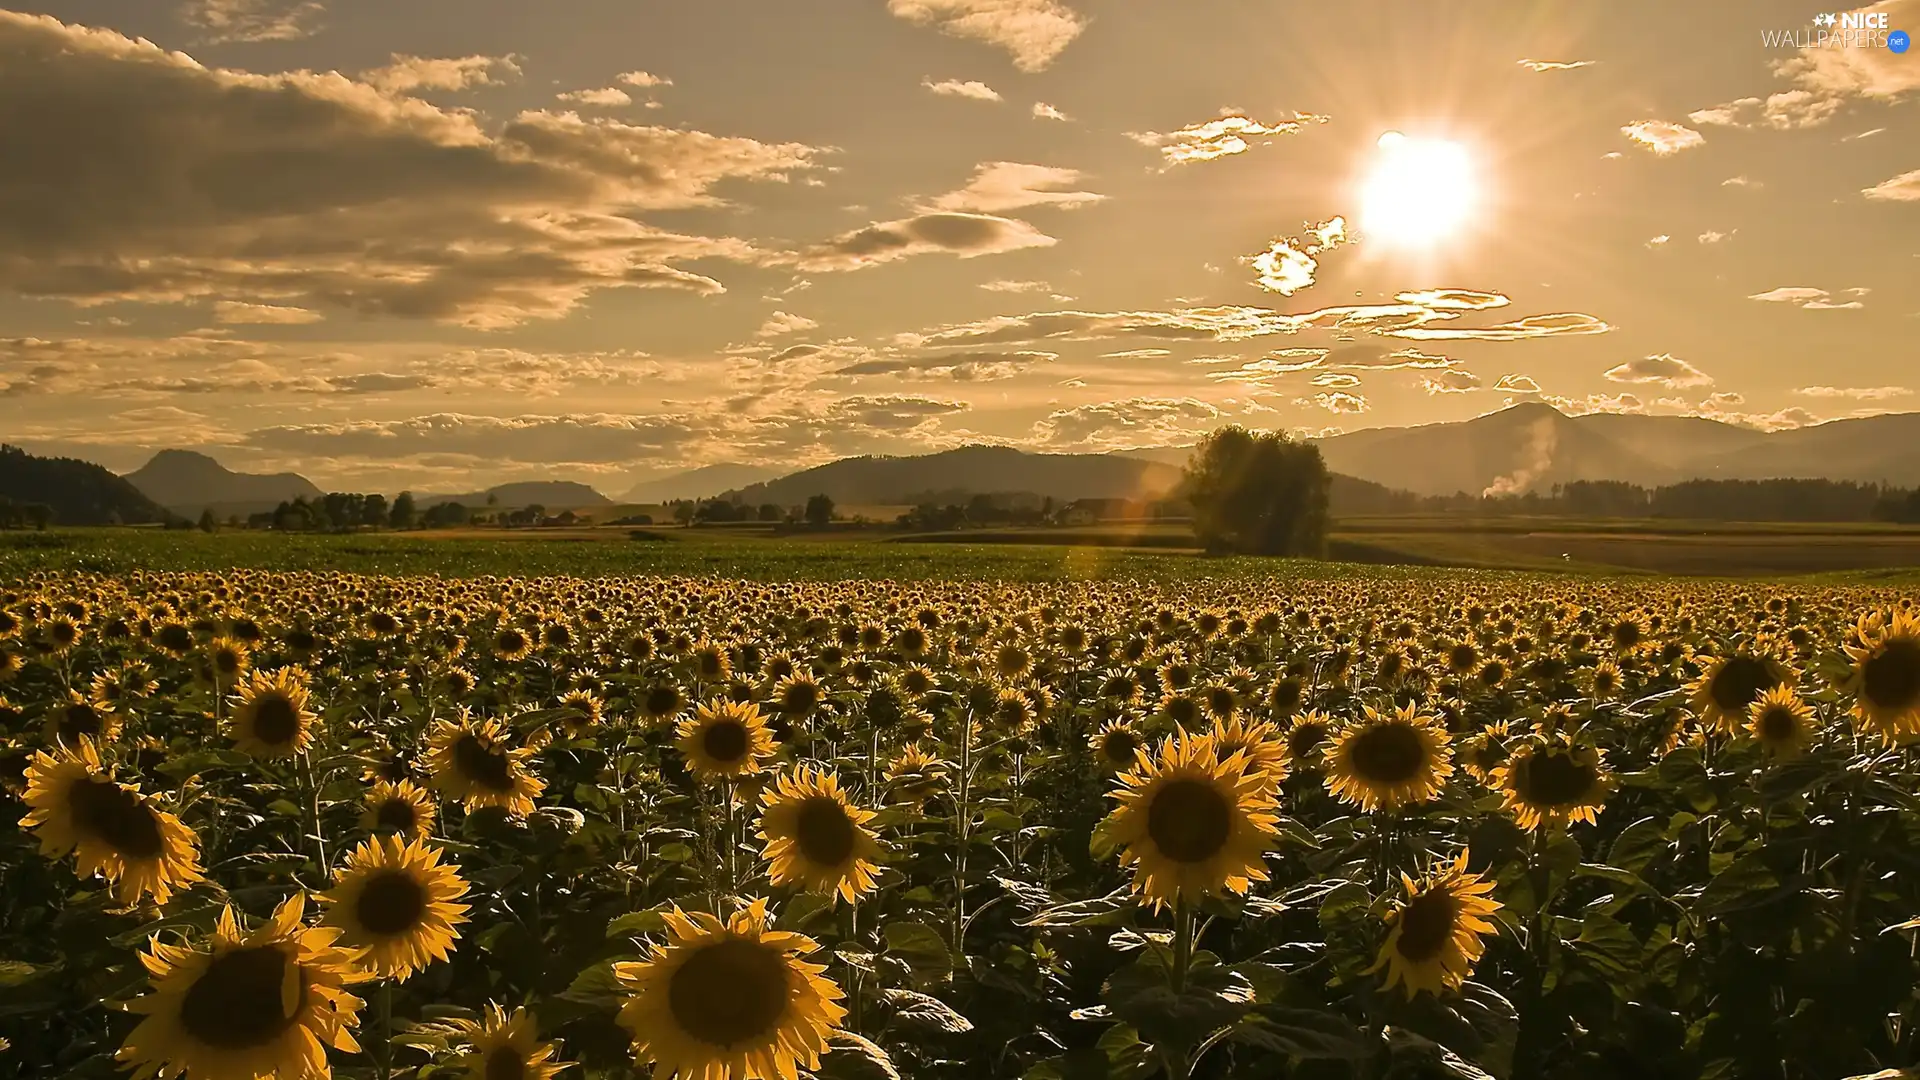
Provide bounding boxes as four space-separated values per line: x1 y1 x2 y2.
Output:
671 500 696 526
360 493 389 528
757 503 784 522
390 492 418 530
1183 426 1331 557
197 508 218 533
804 493 835 527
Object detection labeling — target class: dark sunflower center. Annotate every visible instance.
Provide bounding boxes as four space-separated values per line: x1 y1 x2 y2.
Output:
645 686 683 717
780 682 821 714
1517 751 1598 807
794 796 857 866
1207 688 1237 716
59 702 103 740
250 695 302 747
1757 706 1800 743
1709 656 1778 712
666 938 792 1048
1164 696 1199 725
67 776 166 859
1100 730 1139 765
375 797 419 833
1394 889 1462 963
1287 723 1327 759
1347 723 1428 784
1145 778 1233 863
179 944 303 1050
1862 639 1920 711
1271 679 1303 712
701 720 750 764
452 734 516 792
355 868 427 936
496 630 527 655
485 1045 528 1080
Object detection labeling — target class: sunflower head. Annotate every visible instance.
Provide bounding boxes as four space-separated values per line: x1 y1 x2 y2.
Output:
1843 610 1920 739
320 834 470 981
1690 650 1793 732
1323 703 1455 813
21 738 202 905
227 667 319 760
676 698 777 780
1368 850 1502 999
1748 685 1818 757
757 767 884 904
361 779 439 841
426 714 546 817
614 899 845 1080
1489 735 1613 831
455 1005 572 1080
883 744 948 802
1103 730 1279 909
1281 711 1333 770
1091 719 1145 773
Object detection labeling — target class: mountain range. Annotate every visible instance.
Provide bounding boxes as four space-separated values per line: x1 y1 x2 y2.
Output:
101 404 1920 520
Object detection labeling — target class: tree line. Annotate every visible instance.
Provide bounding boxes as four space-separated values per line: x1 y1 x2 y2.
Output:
1360 477 1920 523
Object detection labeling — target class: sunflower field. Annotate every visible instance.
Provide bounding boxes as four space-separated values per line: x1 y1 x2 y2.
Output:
3 570 1920 1080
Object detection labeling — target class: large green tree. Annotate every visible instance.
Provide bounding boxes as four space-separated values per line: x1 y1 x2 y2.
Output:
1183 426 1331 556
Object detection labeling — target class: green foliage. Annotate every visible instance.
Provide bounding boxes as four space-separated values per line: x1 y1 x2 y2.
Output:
1183 426 1332 557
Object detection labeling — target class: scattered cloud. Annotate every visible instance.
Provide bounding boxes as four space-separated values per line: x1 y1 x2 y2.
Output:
797 213 1055 271
922 77 1002 102
180 0 323 44
1863 168 1920 202
361 55 520 95
557 87 633 108
755 311 818 338
1308 391 1368 414
1698 230 1730 244
1604 353 1714 388
1844 127 1886 141
1517 58 1596 72
213 302 324 325
837 350 1053 382
1723 175 1759 188
1747 286 1864 309
925 162 1105 214
1774 1 1920 102
1493 374 1541 394
1620 120 1705 155
1421 368 1483 394
1127 112 1331 165
1646 235 1671 248
979 279 1051 293
1384 312 1613 341
618 71 672 88
1310 371 1361 389
1795 385 1913 400
1246 217 1346 297
1687 90 1840 130
887 0 1088 72
1032 102 1069 121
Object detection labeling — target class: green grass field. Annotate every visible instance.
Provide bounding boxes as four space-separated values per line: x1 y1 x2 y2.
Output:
4 519 1918 584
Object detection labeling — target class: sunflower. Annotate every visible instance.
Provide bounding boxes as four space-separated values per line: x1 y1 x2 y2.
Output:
1489 736 1613 831
1690 650 1793 734
360 779 438 841
556 689 604 736
206 635 251 684
883 743 948 802
22 739 202 905
1323 703 1454 813
1102 730 1279 909
319 834 470 981
677 699 777 780
1842 610 1920 738
227 667 319 760
770 673 825 721
1456 720 1513 784
116 893 369 1080
425 714 546 818
613 899 845 1080
1747 685 1818 758
1208 715 1288 787
45 689 123 745
757 767 884 903
1280 711 1333 771
640 681 688 725
1368 850 1502 999
452 1005 571 1080
1090 719 1144 773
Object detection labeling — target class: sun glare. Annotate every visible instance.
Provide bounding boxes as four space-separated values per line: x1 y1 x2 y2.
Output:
1359 131 1477 248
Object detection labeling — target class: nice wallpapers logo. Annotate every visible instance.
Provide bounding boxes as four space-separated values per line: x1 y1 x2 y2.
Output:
1761 10 1911 51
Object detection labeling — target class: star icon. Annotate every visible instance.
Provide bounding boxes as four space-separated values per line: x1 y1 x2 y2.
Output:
1814 11 1836 25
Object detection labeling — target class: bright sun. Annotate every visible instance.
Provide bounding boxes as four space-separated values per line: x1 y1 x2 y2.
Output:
1359 131 1476 248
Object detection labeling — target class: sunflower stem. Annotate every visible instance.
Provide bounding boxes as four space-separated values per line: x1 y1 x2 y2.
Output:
298 751 328 875
377 979 393 1080
952 709 973 954
1171 896 1193 995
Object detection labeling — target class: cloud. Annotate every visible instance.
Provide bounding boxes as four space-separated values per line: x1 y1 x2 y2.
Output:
1723 175 1758 187
558 87 633 108
1687 90 1840 129
1032 397 1221 450
1308 391 1367 414
1246 216 1346 297
1796 385 1913 400
1747 286 1864 309
1517 58 1596 72
619 71 672 88
1697 230 1730 244
1620 120 1705 155
1493 374 1541 394
1542 392 1645 417
797 212 1055 271
922 77 1002 101
1032 102 1069 121
213 302 324 325
887 0 1087 72
1127 113 1331 165
822 394 968 430
1394 289 1510 312
180 0 322 44
1421 368 1483 394
925 162 1104 214
0 12 825 327
362 55 520 95
836 350 1053 381
1863 168 1920 202
1604 353 1714 388
979 279 1051 293
1310 371 1360 389
1774 0 1920 101
1385 312 1613 341
756 311 818 338
1646 235 1671 248
1324 345 1451 370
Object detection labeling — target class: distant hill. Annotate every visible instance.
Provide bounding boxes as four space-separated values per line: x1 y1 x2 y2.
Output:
124 449 323 517
728 446 1183 506
623 464 782 503
2 444 171 526
416 481 611 510
1313 403 1920 496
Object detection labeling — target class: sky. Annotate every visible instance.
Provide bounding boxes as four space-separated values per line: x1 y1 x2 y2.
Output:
0 0 1915 493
